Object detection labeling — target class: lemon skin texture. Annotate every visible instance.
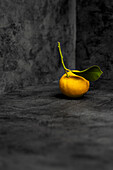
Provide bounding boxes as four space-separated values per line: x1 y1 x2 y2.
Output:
59 72 90 98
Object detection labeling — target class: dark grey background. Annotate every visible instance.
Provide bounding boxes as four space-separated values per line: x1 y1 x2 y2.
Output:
0 0 75 93
0 0 112 93
76 0 113 81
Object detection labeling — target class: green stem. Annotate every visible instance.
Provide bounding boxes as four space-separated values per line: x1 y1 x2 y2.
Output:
58 42 70 77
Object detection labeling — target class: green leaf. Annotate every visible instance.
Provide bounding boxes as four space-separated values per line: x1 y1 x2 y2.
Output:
72 65 103 82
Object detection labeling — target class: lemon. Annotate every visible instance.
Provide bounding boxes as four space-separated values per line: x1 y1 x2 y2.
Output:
59 71 90 98
58 41 102 98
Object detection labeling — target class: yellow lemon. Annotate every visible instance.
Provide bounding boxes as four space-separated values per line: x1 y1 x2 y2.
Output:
59 71 90 98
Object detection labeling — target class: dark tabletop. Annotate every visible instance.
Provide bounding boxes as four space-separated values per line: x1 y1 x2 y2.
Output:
0 82 113 170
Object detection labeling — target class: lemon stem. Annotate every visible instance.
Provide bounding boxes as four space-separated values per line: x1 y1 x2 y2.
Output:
58 42 70 77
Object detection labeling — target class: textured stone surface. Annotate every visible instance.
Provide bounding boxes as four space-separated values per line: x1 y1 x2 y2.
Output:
0 83 113 170
76 0 113 80
0 0 75 93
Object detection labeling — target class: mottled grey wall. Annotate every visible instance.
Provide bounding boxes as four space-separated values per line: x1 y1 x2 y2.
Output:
76 0 113 80
0 0 75 93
